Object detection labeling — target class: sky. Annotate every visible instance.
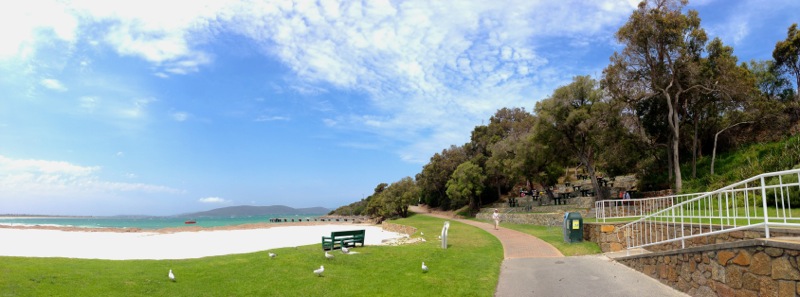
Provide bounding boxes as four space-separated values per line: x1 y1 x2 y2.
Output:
0 0 797 216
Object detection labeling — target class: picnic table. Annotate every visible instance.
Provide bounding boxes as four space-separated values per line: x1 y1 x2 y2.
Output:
552 192 571 205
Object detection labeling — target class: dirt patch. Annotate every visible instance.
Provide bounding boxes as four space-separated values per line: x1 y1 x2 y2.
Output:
408 205 465 219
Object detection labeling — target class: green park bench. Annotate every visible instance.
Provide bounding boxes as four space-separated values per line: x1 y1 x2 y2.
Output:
322 229 365 250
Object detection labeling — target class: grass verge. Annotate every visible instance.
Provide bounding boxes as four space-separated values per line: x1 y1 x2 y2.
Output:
0 214 502 297
473 219 603 256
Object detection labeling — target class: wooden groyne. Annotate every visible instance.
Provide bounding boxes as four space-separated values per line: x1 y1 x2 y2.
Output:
268 216 371 223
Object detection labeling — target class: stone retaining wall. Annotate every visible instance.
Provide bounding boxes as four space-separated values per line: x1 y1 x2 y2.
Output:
617 239 800 297
584 222 628 252
381 222 417 235
476 212 566 226
584 222 800 253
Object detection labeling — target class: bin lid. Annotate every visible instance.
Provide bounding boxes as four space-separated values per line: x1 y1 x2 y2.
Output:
566 212 582 219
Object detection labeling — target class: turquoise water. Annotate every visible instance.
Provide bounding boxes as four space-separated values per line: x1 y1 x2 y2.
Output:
0 214 325 229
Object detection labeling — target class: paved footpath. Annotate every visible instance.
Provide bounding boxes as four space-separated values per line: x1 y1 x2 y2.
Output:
413 208 688 297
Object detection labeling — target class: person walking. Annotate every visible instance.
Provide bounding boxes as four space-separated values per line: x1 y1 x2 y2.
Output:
492 209 500 230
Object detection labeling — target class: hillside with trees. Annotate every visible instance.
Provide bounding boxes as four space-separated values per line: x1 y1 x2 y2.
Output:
331 0 800 221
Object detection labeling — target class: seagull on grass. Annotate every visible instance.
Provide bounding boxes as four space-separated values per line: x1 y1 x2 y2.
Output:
420 232 424 236
314 265 324 277
325 251 334 260
341 246 350 254
421 262 428 273
268 252 276 259
169 269 176 282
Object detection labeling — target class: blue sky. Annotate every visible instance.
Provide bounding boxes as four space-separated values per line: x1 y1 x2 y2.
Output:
0 0 797 216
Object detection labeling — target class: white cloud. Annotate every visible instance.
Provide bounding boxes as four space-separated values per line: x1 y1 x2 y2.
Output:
198 197 229 204
222 0 636 161
40 78 67 92
172 112 189 122
3 0 638 163
119 97 156 119
254 115 290 122
0 155 182 198
0 0 78 59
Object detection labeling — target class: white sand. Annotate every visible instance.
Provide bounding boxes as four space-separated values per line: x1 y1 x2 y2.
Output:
0 225 405 260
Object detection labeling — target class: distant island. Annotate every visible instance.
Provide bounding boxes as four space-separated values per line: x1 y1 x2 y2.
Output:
179 205 330 217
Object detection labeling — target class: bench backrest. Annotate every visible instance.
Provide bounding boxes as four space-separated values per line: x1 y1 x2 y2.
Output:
331 230 365 237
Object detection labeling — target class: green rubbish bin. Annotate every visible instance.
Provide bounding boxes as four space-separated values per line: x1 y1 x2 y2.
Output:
563 212 583 243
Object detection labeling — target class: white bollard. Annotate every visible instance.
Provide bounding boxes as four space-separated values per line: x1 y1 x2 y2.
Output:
441 222 448 249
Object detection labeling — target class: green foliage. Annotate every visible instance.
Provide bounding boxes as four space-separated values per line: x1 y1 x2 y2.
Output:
367 178 419 220
773 23 800 96
683 134 800 195
416 145 469 209
446 161 486 210
340 3 800 218
0 215 502 297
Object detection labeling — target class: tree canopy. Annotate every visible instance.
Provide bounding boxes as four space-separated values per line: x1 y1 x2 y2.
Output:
331 1 800 219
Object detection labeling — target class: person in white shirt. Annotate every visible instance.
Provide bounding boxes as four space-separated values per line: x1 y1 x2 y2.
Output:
492 209 500 230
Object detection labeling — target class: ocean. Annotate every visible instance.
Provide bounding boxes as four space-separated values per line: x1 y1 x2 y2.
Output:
0 214 326 230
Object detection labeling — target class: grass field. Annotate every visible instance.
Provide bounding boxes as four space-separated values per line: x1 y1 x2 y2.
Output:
487 221 603 256
0 215 502 297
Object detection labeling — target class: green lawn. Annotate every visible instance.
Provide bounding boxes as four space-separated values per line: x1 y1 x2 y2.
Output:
0 214 502 297
496 222 603 256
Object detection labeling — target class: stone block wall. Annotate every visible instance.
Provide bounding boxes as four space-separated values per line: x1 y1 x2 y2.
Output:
381 222 417 235
476 212 567 226
584 222 628 252
584 222 800 253
617 239 800 297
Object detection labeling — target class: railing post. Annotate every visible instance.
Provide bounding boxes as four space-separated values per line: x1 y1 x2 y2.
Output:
680 204 685 249
760 176 770 238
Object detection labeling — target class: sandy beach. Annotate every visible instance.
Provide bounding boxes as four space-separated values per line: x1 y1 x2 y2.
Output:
0 223 405 260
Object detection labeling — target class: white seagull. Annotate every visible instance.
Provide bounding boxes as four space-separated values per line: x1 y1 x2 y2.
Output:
269 252 276 259
168 269 176 282
421 262 428 273
341 246 350 254
325 251 334 260
314 265 325 277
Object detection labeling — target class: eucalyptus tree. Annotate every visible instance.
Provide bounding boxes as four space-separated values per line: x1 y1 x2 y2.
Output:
364 182 389 217
603 0 711 192
687 38 755 177
747 60 796 102
535 75 619 200
480 108 536 199
446 161 486 210
520 129 565 205
416 145 469 209
379 177 418 218
773 23 800 98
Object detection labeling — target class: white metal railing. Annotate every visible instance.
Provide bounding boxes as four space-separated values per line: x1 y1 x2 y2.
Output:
595 193 707 222
620 169 800 251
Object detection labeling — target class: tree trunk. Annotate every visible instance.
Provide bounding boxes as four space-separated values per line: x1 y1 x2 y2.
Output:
667 139 673 183
665 92 682 192
711 121 752 175
580 151 601 202
692 114 698 178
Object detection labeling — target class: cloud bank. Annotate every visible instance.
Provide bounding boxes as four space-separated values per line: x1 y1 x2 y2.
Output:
1 0 639 163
